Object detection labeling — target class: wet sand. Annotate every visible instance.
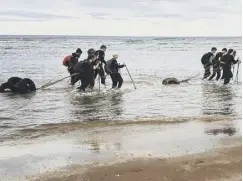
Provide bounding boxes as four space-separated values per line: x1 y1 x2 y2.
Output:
0 118 241 181
32 144 242 181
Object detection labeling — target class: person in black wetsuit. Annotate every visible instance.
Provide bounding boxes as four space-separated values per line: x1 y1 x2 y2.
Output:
72 54 97 91
63 48 82 85
201 47 217 79
208 48 227 81
220 49 239 85
95 45 107 85
109 54 125 89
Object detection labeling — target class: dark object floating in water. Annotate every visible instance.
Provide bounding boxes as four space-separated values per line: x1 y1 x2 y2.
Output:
162 73 200 85
205 127 236 136
162 78 180 85
0 77 36 94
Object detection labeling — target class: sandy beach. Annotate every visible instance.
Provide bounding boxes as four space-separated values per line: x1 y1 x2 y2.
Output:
0 116 241 181
32 141 242 181
21 119 241 181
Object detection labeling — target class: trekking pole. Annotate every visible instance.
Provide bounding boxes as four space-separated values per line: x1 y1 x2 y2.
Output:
236 59 240 84
125 65 136 89
232 64 235 81
103 75 107 89
98 75 101 91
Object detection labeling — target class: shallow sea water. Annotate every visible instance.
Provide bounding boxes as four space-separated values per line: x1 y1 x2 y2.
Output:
0 36 241 180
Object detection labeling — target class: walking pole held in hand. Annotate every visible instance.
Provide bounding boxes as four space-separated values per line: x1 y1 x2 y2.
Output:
236 60 240 84
125 65 136 89
232 64 235 81
98 75 101 91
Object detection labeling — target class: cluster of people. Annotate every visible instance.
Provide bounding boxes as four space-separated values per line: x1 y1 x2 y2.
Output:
201 47 240 85
1 45 241 95
63 45 126 91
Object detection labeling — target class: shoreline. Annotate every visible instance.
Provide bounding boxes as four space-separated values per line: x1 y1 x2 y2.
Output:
0 119 241 181
32 144 242 181
1 114 239 143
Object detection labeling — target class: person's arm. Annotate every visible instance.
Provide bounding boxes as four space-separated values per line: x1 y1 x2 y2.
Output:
69 54 78 67
231 56 239 64
212 56 218 65
113 61 125 68
209 55 214 64
93 63 100 70
72 58 78 66
94 59 100 68
219 55 226 65
118 64 125 68
100 58 107 65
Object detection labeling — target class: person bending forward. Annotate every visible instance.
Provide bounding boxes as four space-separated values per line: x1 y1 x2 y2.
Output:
72 54 97 91
220 49 239 85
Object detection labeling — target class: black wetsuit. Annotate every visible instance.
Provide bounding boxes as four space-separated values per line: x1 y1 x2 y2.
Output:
67 53 80 84
72 60 94 91
201 52 214 79
94 50 106 84
208 52 223 81
220 54 238 85
109 58 125 88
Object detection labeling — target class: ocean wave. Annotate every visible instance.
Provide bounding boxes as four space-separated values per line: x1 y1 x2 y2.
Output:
70 87 132 99
0 114 236 143
3 46 13 50
158 42 168 45
152 37 186 41
0 117 15 121
125 39 145 44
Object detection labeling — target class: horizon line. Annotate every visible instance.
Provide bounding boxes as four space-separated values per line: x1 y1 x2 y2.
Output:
0 34 241 38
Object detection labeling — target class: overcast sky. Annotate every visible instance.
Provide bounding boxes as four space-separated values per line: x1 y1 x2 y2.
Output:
0 0 242 36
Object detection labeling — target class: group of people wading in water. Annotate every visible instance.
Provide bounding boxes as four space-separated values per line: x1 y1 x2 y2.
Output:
0 45 241 94
201 47 241 85
63 45 126 91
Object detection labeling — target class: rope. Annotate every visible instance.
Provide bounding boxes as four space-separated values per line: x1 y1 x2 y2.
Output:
38 73 79 90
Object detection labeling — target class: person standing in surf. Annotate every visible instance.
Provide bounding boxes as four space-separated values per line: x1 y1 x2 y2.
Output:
63 48 82 85
220 49 239 85
201 47 217 79
208 48 227 81
95 45 107 85
105 54 125 89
